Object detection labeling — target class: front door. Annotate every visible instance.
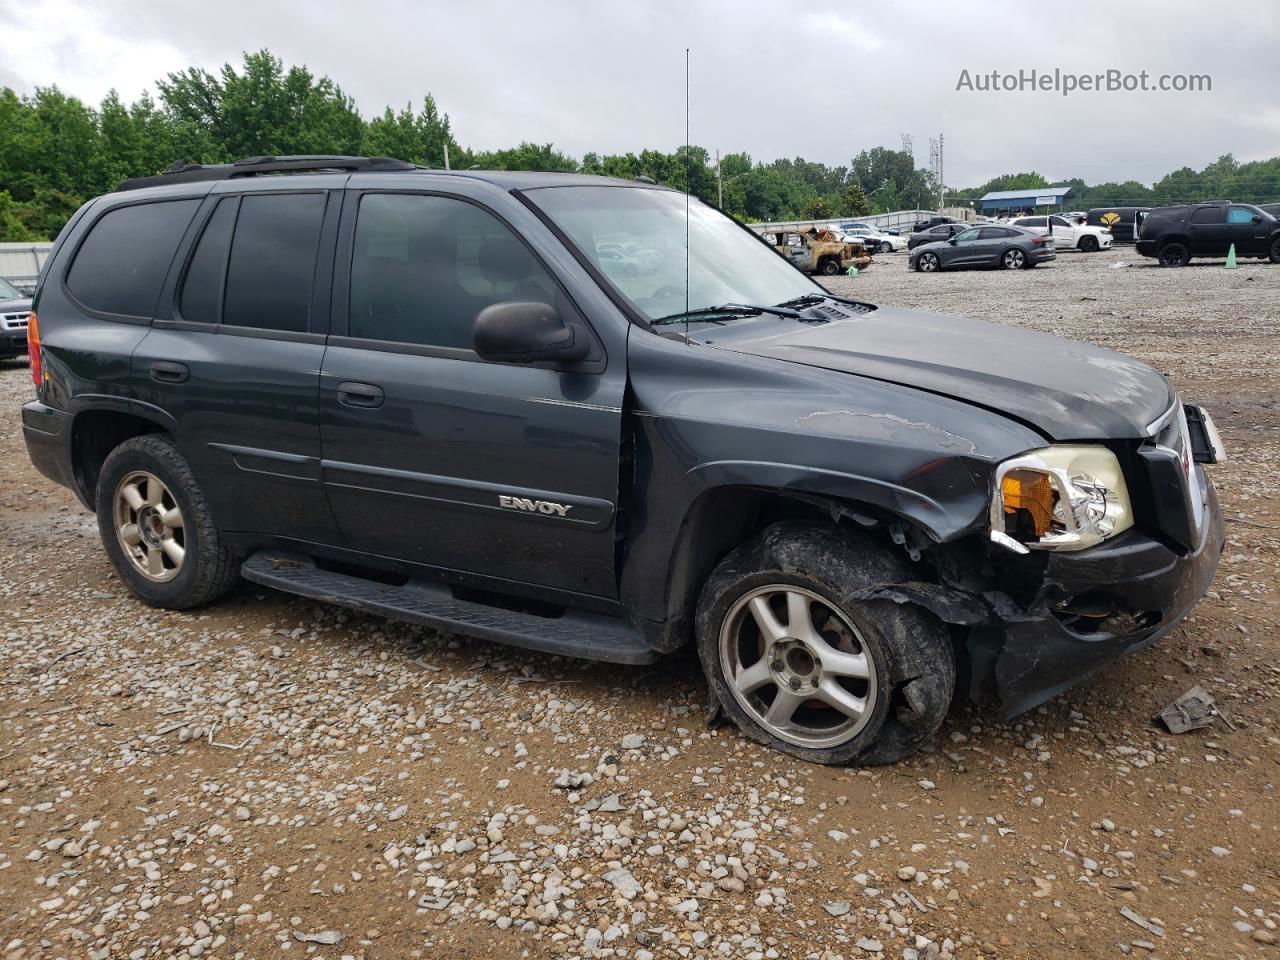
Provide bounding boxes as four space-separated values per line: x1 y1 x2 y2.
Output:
1225 205 1269 255
318 189 625 599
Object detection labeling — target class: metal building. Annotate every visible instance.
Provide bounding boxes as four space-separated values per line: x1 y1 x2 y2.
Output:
0 242 53 294
978 186 1076 214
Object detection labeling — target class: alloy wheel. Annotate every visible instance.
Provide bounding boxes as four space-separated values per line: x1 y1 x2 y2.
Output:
918 253 939 272
1003 249 1025 269
718 584 878 749
114 470 185 582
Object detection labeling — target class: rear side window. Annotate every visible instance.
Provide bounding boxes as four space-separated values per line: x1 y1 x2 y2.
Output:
979 227 1011 239
348 193 558 350
223 193 325 333
1190 207 1223 224
179 197 238 324
66 200 199 317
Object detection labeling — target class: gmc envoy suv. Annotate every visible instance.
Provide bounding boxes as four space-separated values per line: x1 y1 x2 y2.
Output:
22 156 1226 765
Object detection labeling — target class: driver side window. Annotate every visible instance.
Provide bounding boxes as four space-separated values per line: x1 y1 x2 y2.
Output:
348 193 557 349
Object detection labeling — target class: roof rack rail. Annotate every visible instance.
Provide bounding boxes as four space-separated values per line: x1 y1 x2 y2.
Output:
117 155 418 192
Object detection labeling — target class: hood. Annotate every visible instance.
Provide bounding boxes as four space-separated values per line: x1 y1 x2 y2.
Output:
711 306 1173 440
0 297 32 313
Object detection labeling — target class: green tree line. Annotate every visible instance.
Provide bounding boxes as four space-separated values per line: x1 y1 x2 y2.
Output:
2 50 1277 241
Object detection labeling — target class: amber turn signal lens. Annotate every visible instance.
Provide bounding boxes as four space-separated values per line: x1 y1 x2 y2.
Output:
26 311 42 387
1001 469 1055 537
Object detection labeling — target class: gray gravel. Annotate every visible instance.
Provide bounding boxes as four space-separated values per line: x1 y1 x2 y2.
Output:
2 246 1279 959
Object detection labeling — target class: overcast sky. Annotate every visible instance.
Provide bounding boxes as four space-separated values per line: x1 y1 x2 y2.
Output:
2 0 1277 188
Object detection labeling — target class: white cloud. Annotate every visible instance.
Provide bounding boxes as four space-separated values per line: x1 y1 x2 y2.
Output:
3 0 1276 187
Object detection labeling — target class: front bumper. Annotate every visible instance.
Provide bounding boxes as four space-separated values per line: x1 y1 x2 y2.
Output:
970 468 1224 715
0 330 26 357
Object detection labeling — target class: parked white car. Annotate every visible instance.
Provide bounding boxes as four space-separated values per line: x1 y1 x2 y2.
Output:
1010 215 1113 252
835 222 908 253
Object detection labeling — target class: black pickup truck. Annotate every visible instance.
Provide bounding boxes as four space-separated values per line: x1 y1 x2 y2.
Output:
21 156 1226 765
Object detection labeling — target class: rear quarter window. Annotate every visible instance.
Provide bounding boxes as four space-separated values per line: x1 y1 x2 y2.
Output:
66 199 200 318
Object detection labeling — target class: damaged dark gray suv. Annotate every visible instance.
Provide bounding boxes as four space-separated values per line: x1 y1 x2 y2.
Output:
21 156 1226 765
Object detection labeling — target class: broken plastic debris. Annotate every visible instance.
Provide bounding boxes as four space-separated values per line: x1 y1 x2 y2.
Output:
292 930 345 945
1153 685 1215 734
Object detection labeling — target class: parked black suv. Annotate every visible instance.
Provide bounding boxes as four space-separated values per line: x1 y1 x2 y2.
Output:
22 156 1227 765
1136 202 1280 266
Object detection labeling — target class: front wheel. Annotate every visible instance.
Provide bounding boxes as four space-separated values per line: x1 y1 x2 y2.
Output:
819 258 842 276
916 252 940 272
695 522 955 765
1002 248 1026 269
1269 237 1280 264
1078 235 1099 252
96 434 240 609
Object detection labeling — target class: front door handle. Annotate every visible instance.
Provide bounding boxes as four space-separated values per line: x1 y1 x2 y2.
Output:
149 360 189 384
337 381 384 408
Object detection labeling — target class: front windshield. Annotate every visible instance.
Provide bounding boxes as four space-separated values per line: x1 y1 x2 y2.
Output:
526 186 820 321
0 277 20 299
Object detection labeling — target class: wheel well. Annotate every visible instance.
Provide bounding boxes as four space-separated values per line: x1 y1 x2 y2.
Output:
71 410 168 504
1158 235 1189 248
659 486 915 650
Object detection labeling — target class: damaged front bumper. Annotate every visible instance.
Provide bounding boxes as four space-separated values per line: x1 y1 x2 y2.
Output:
970 469 1225 715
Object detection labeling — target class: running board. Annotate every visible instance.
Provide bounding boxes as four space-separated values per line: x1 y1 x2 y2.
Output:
241 551 659 665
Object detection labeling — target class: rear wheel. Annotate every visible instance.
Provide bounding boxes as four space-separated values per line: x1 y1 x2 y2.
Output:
879 240 894 254
1078 235 1099 252
695 522 955 765
916 252 940 272
1158 241 1191 267
96 434 240 609
1002 248 1026 269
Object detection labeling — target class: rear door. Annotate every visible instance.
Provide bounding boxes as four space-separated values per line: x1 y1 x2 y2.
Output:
318 186 625 599
131 182 341 543
1188 205 1226 255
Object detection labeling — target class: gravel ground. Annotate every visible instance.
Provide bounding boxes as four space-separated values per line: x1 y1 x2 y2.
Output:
2 245 1278 960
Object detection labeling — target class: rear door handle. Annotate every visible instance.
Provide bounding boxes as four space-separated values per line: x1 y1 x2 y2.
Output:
336 381 384 408
149 360 189 384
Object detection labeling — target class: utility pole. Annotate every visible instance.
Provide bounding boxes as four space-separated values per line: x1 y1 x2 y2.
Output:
443 142 450 171
716 149 722 209
928 134 945 211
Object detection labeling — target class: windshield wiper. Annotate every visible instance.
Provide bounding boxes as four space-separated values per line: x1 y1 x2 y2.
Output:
652 302 801 325
776 292 876 312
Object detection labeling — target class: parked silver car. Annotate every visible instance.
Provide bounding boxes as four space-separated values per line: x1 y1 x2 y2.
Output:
0 276 32 359
910 224 1055 272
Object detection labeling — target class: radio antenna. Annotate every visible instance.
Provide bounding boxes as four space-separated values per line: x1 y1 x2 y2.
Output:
684 47 691 345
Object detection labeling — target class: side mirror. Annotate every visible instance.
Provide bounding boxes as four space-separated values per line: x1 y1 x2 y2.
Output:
1252 215 1262 224
947 237 958 245
473 301 589 364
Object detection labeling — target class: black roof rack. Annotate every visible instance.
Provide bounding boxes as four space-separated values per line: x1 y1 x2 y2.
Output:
117 155 418 192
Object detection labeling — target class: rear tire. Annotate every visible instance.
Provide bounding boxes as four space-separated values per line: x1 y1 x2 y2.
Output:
95 435 240 610
1002 248 1026 270
695 521 956 766
879 241 894 254
1158 241 1190 267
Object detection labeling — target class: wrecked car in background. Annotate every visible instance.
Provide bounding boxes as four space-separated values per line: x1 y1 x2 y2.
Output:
23 158 1225 767
756 227 873 275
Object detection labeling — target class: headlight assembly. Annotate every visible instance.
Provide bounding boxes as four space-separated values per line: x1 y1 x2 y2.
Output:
989 445 1133 554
